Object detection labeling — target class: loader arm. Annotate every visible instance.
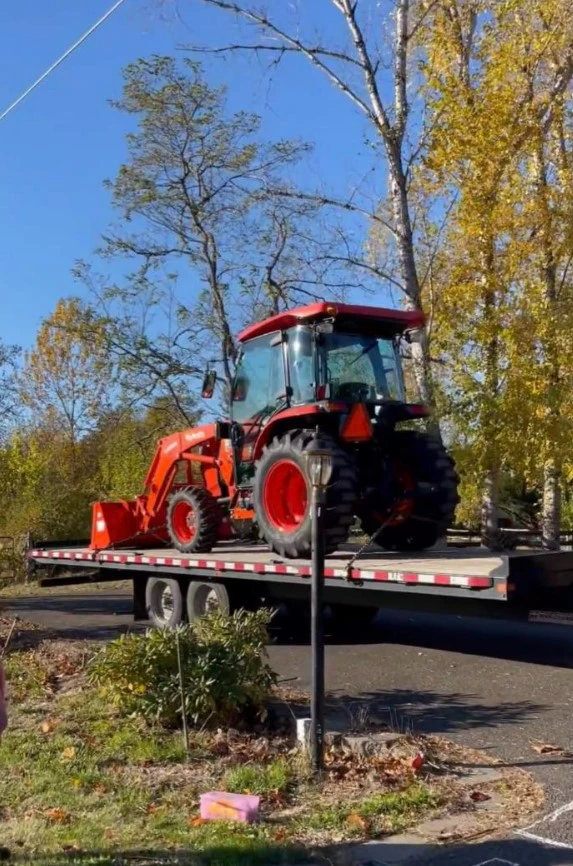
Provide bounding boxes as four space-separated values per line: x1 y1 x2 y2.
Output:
141 424 224 529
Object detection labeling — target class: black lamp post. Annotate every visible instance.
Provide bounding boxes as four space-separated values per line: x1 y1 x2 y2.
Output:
305 439 333 775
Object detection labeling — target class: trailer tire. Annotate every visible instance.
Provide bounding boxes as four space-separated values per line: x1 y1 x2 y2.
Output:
145 577 184 628
253 431 357 558
187 581 230 623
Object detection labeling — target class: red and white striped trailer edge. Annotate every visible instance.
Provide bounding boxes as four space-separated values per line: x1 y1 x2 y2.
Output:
26 543 573 628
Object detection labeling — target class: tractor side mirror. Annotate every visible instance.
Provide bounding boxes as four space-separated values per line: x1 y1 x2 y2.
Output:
404 328 424 344
201 369 217 399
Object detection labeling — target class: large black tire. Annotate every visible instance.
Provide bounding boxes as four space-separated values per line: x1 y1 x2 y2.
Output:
145 576 185 628
253 431 357 558
187 580 264 623
361 431 459 552
187 581 230 623
167 487 220 554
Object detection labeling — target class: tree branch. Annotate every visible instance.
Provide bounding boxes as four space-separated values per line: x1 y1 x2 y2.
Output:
264 186 397 236
194 0 374 119
334 0 393 135
393 0 409 136
182 42 362 68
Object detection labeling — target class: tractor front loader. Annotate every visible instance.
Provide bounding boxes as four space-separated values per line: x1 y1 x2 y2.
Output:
91 302 459 558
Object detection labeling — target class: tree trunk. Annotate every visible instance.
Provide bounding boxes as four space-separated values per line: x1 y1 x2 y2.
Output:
542 459 561 550
534 138 561 550
480 271 500 546
481 466 499 548
387 142 437 427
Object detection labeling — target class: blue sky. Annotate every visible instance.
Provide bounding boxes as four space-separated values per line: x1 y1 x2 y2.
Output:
0 0 380 350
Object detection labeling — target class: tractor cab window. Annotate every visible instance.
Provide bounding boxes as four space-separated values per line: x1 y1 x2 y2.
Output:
231 333 286 426
319 331 404 403
288 326 315 405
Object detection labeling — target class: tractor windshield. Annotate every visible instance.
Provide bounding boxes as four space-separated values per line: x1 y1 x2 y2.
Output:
319 331 404 403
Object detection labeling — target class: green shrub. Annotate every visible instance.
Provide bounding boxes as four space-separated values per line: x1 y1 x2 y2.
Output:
88 608 277 727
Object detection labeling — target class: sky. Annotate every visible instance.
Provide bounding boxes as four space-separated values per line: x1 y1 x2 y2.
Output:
0 0 381 350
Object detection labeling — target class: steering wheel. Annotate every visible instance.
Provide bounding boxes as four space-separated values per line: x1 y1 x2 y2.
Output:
336 381 373 401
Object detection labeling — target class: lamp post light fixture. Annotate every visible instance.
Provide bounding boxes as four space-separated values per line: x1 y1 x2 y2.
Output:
305 438 333 775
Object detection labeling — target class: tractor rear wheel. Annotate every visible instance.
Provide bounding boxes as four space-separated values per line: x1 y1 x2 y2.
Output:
361 431 459 552
253 431 357 558
167 487 220 554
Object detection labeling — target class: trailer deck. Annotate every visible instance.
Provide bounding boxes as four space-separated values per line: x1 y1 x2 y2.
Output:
27 543 573 604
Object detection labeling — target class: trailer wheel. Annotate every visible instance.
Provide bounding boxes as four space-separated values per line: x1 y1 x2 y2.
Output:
187 581 230 623
167 487 220 554
253 431 357 558
145 577 184 628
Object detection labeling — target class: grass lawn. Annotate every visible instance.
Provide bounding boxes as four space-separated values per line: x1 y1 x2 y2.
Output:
0 626 452 866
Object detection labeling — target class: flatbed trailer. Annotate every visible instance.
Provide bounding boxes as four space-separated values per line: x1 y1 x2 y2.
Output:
25 542 573 629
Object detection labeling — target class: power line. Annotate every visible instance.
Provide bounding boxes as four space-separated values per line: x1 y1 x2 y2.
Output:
0 0 129 124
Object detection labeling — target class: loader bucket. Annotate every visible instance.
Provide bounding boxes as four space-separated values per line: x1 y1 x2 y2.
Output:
91 500 141 550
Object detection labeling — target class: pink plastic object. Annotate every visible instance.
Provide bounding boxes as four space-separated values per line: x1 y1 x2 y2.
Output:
200 791 260 823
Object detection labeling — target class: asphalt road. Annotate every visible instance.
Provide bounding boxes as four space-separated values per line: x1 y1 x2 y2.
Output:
4 588 573 865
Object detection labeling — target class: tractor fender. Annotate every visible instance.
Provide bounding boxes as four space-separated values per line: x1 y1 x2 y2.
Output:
252 403 347 460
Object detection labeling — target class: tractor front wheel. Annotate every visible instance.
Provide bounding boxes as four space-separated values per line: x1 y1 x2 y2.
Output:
167 487 220 554
253 431 357 558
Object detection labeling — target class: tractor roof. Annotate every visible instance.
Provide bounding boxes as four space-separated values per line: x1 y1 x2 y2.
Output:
237 302 425 343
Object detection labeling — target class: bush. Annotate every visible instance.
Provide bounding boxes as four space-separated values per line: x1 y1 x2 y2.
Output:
88 608 277 727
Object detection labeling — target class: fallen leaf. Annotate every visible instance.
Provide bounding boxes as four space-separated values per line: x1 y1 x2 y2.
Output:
470 790 491 802
41 720 56 734
61 746 76 760
44 808 69 824
531 743 563 755
345 813 369 833
272 829 288 842
188 816 205 827
265 787 287 808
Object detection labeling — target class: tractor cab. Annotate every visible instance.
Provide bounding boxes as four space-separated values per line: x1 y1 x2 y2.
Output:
231 324 407 419
229 302 426 449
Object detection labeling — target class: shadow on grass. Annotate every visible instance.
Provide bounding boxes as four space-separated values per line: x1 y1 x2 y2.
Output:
6 836 573 865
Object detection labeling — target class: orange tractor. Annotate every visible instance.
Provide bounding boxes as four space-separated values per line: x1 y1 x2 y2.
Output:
91 302 459 557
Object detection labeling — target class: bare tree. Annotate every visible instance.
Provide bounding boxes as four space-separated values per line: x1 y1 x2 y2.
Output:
84 56 367 409
188 0 440 410
77 55 378 416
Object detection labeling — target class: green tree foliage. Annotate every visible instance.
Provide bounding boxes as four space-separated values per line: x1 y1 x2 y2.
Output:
416 0 573 542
